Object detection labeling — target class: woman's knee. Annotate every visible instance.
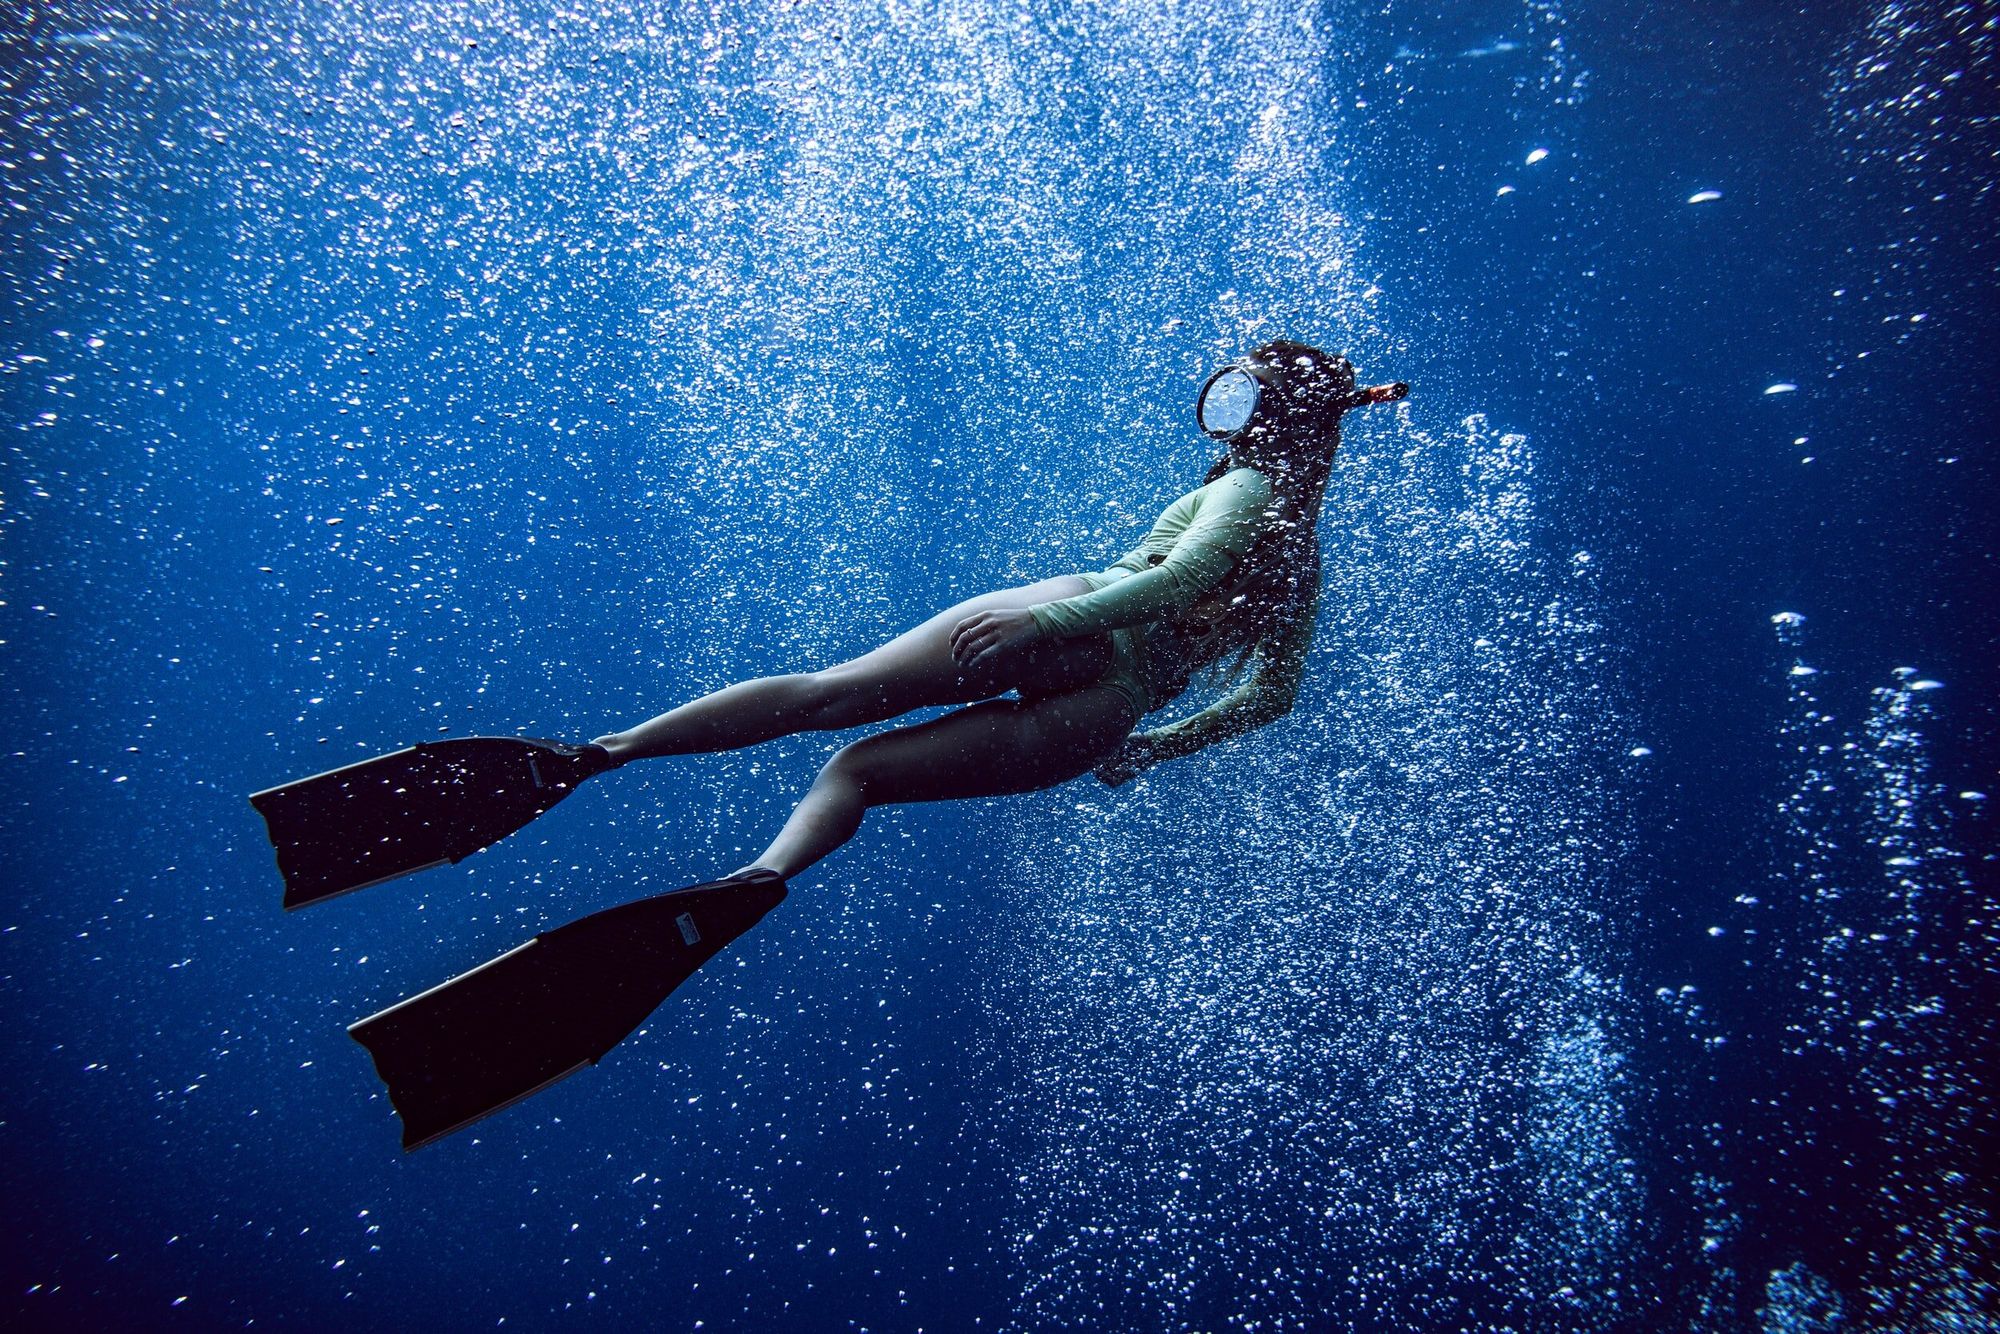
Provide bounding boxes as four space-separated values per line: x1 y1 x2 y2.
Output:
816 735 888 802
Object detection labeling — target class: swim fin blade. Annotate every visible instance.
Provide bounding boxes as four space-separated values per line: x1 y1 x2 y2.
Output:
349 870 787 1151
249 737 611 910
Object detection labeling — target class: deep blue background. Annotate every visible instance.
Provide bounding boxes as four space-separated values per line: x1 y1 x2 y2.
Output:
3 1 1992 1329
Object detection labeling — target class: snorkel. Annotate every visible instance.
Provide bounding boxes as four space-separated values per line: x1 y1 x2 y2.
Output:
1343 380 1411 409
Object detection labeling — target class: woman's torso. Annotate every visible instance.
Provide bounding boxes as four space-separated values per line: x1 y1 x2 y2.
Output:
1090 467 1286 710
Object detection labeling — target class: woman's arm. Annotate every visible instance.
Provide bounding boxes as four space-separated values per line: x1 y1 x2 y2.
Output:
1095 602 1317 784
1026 469 1273 639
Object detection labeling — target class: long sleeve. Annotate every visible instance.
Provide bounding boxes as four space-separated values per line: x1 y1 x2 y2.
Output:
1102 549 1150 578
1030 468 1274 639
1140 593 1317 762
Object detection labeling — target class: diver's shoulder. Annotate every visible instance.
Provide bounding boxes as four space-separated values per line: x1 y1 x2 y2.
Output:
1210 465 1275 501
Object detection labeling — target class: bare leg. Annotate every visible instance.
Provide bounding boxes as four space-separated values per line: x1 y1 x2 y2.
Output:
595 575 1102 763
747 686 1139 879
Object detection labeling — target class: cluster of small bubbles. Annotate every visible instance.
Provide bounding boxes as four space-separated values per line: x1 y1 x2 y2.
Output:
1832 1 1997 191
1509 980 1643 1316
1683 1172 1746 1324
1757 1261 1846 1333
985 406 1638 1329
1669 614 1996 1322
1522 0 1589 108
1825 1 1996 346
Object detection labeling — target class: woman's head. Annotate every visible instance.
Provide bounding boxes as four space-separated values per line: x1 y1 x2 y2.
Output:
1196 340 1405 500
1197 341 1350 468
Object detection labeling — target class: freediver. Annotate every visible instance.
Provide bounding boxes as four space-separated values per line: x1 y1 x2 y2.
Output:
252 340 1409 1148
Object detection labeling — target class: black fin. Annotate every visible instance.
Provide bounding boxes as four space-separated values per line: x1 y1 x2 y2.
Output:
348 871 787 1151
248 737 611 910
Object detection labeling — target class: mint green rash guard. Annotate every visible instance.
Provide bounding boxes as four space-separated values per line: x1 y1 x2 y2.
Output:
1026 467 1319 761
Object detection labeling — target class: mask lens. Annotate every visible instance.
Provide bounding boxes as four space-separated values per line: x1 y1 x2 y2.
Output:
1198 368 1259 437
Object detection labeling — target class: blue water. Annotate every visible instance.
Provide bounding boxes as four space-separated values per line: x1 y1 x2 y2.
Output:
4 1 1994 1329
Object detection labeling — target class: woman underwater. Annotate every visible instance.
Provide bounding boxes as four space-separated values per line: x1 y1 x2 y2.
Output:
255 339 1407 1148
588 338 1408 880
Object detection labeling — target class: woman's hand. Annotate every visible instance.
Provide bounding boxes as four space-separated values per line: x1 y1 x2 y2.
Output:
949 608 1043 668
1093 733 1159 788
